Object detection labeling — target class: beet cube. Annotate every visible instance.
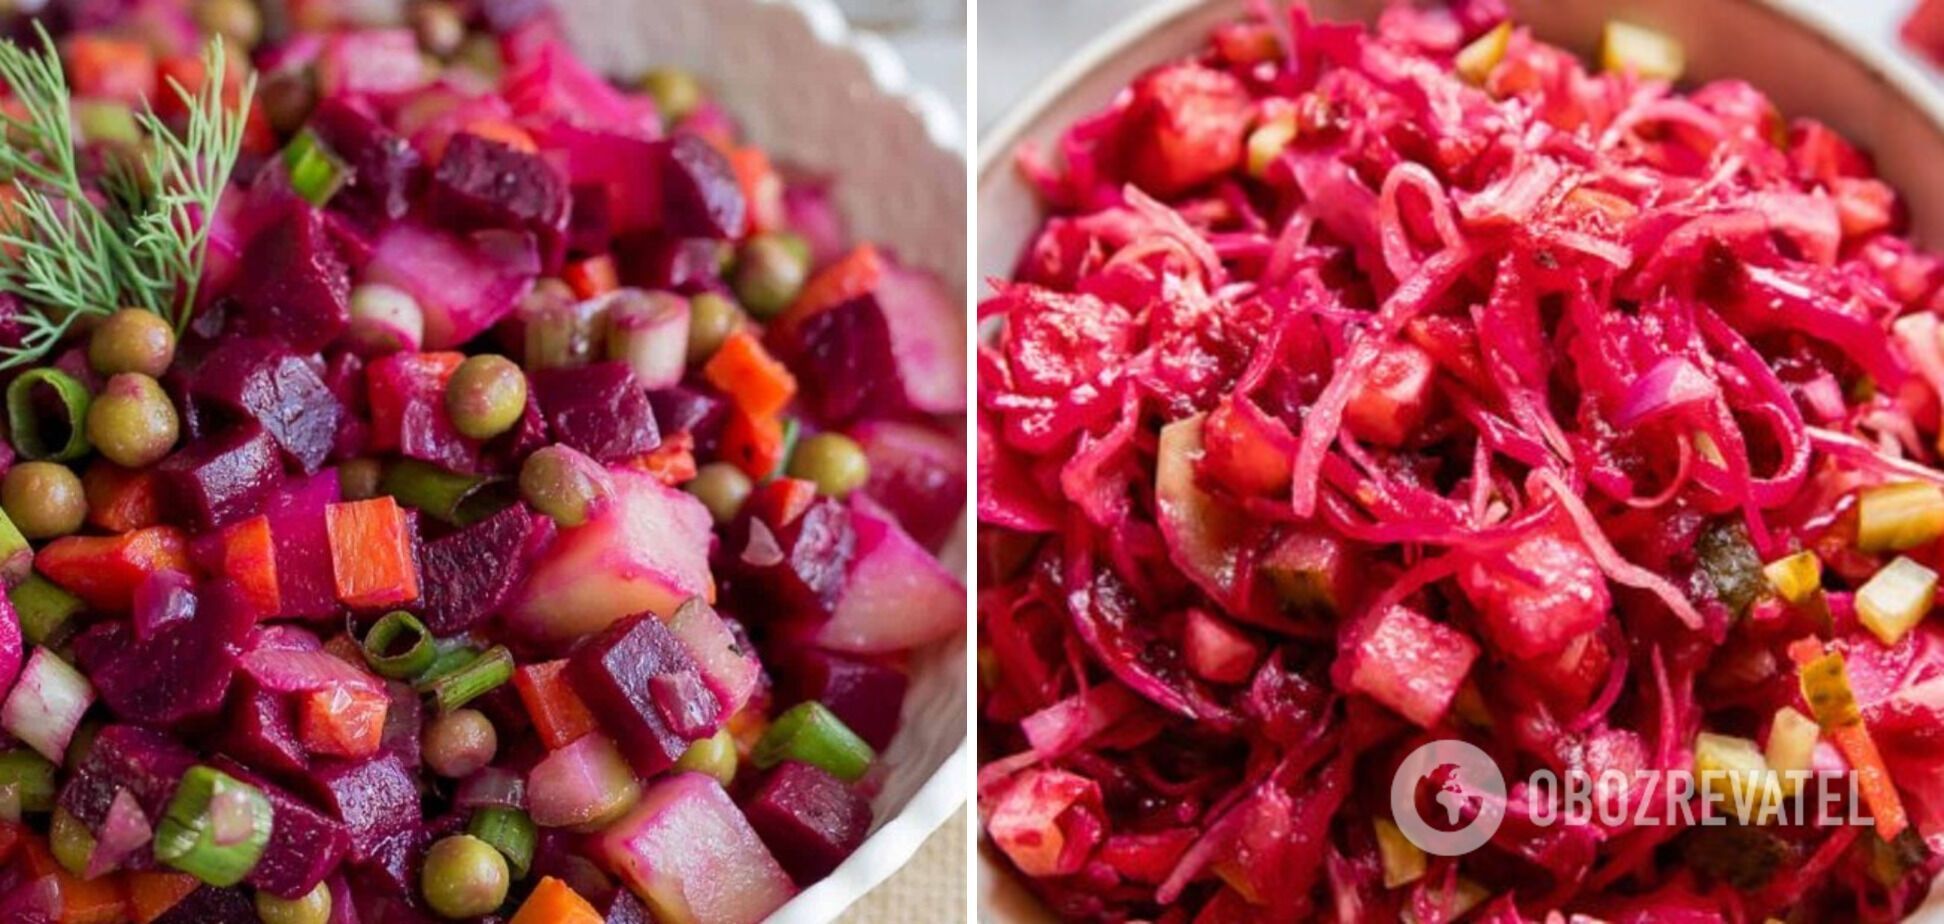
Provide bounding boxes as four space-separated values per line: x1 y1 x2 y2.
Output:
220 675 310 778
211 757 354 899
156 423 285 530
308 97 423 227
151 886 256 923
262 470 343 620
782 651 906 751
312 754 421 865
57 725 196 835
190 338 344 474
229 203 351 352
741 761 871 883
737 498 855 619
658 133 745 239
568 612 719 774
75 579 256 726
428 132 569 266
416 506 545 635
531 362 661 461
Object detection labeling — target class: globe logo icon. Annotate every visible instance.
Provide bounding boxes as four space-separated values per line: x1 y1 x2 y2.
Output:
1389 739 1507 857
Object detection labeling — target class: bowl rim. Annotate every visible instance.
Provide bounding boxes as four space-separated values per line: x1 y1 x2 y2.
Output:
751 1 970 921
973 0 1944 919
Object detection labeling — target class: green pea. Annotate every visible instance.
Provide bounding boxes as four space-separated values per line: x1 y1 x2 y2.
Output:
422 709 498 779
2 462 85 540
445 355 528 440
685 462 752 526
686 292 744 365
787 432 870 498
732 233 810 319
85 373 180 469
421 834 510 919
255 882 333 924
87 308 176 378
519 446 606 528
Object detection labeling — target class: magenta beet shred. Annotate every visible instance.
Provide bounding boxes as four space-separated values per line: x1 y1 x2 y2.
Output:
979 3 1944 921
0 0 966 919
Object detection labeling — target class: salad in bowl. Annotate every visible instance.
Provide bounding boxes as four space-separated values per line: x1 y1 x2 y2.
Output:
979 0 1944 921
0 0 967 921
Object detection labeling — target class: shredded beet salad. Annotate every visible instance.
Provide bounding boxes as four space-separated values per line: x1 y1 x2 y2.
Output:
978 2 1944 921
0 0 966 921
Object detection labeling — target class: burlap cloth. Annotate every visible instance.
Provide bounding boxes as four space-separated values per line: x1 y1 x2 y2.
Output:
838 808 967 922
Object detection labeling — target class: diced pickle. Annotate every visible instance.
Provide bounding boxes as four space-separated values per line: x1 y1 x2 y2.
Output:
1454 22 1512 84
1800 652 1862 728
1698 520 1764 617
1600 21 1685 81
1856 556 1938 646
1374 818 1426 889
1680 822 1790 890
1857 481 1944 552
1762 551 1823 605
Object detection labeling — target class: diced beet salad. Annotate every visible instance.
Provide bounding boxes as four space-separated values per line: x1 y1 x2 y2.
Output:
0 0 966 920
979 3 1944 922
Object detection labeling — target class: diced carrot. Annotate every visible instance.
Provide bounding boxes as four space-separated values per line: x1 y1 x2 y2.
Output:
513 660 598 750
510 876 603 924
366 351 465 455
1829 721 1909 840
35 527 194 613
633 430 697 486
703 330 797 419
461 118 539 155
746 477 819 530
125 872 199 924
776 243 883 338
726 145 783 236
720 407 787 481
324 497 421 609
20 837 129 924
211 515 281 617
299 684 390 759
727 705 770 761
82 462 163 533
64 36 155 105
562 255 619 300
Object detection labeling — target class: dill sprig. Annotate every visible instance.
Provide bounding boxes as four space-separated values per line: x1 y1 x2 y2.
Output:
0 25 255 370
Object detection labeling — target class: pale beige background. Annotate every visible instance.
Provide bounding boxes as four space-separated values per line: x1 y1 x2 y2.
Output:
840 809 967 923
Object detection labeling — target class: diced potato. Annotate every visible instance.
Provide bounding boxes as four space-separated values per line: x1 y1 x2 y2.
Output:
1857 556 1939 646
1694 732 1777 824
1246 116 1298 179
1374 818 1426 889
1857 482 1944 552
1455 22 1512 84
1764 706 1820 795
1762 551 1823 605
1600 21 1684 81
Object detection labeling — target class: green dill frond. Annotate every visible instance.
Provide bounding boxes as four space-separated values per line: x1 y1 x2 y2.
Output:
0 26 255 370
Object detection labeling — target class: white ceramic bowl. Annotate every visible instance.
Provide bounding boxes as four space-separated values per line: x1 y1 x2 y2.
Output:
977 0 1944 920
547 1 969 921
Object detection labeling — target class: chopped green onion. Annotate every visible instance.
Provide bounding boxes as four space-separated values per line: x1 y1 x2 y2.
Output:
10 575 83 648
521 289 605 370
1857 556 1939 646
282 129 347 207
153 766 272 887
751 701 874 782
1801 651 1862 728
466 806 536 879
1858 482 1944 552
764 416 802 483
379 460 512 527
6 368 92 461
417 642 482 686
0 507 29 586
0 749 58 813
361 611 437 680
1763 551 1823 605
420 645 514 713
